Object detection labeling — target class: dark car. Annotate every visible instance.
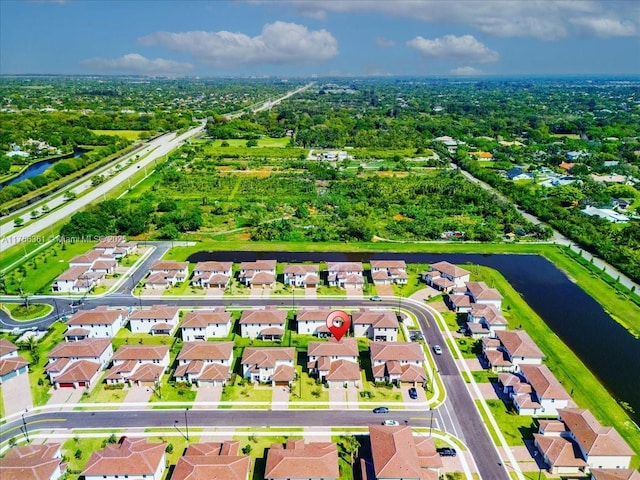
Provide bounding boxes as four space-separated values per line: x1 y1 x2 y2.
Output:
437 447 457 457
373 406 389 414
408 387 418 399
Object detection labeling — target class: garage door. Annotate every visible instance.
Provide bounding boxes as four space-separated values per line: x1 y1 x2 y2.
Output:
274 381 288 387
77 381 86 387
59 383 74 388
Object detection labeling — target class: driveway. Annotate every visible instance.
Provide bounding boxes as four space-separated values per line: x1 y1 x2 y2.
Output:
345 287 363 299
375 284 394 297
46 386 84 407
2 373 33 416
328 385 346 406
250 287 271 298
205 288 225 298
272 385 289 410
194 385 223 408
304 287 317 298
122 385 153 408
400 384 426 405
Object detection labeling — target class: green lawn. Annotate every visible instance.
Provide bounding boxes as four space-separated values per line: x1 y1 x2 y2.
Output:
484 399 539 446
289 367 329 405
149 378 196 405
79 379 127 404
232 434 292 480
62 436 106 478
91 129 146 140
4 303 53 320
220 379 273 408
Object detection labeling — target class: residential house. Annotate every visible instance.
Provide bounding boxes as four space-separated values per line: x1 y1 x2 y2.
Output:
171 441 251 480
239 307 287 340
483 330 544 373
191 261 233 289
180 308 232 341
105 345 169 386
369 342 427 386
352 309 399 342
498 364 571 416
0 338 29 384
590 470 640 480
307 338 360 387
284 264 320 288
469 151 494 161
128 305 179 335
52 266 104 293
296 308 332 336
238 260 277 288
370 260 408 285
533 409 633 475
0 443 65 480
326 262 364 289
64 306 126 340
46 338 113 388
424 261 470 292
506 167 534 181
81 437 166 480
241 347 295 386
146 261 189 289
174 341 234 386
365 425 442 480
264 439 339 480
465 304 508 337
69 249 116 273
93 236 136 259
581 206 629 224
448 281 503 312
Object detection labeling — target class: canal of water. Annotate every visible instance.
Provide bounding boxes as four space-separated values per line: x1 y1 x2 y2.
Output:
188 250 640 423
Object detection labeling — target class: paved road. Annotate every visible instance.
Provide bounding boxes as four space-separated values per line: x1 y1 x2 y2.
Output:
455 165 640 292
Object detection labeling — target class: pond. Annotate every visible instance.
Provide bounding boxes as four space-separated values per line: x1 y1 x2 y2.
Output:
188 250 640 423
0 148 89 189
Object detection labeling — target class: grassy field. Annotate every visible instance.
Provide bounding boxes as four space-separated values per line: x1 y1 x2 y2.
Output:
220 380 273 407
4 303 53 320
91 129 146 140
485 399 538 446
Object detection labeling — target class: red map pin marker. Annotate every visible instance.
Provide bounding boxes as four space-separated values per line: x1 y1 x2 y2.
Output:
326 310 351 342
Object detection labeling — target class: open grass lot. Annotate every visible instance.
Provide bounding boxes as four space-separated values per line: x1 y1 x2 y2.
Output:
289 366 329 405
484 399 538 447
90 129 146 140
220 380 272 408
232 434 292 480
62 436 107 479
473 265 640 465
149 376 196 405
79 378 126 404
198 138 306 159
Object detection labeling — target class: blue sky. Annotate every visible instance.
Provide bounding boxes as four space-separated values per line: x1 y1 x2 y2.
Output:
1 0 639 77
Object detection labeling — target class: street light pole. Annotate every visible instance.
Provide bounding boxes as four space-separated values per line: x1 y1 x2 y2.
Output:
185 407 189 441
21 410 30 442
429 408 434 437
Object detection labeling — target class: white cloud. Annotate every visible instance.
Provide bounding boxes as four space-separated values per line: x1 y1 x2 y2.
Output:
570 16 637 37
450 66 484 76
376 37 396 48
407 35 499 63
290 0 638 40
80 53 193 76
138 21 338 68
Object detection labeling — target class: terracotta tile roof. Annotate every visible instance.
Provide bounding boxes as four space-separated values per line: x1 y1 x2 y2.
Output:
296 308 332 322
558 408 634 457
54 360 100 383
45 357 70 374
271 364 295 382
146 272 171 284
485 349 513 368
430 261 470 278
590 469 640 480
514 393 542 410
66 308 123 326
496 330 544 359
185 441 240 456
91 260 116 270
48 338 111 360
519 364 571 400
414 436 443 469
432 277 454 289
260 326 285 337
371 260 407 269
64 328 90 337
326 359 360 381
113 345 169 361
308 337 358 358
239 309 287 325
498 372 522 387
482 337 501 349
372 270 391 280
0 356 29 376
0 443 62 480
369 425 423 478
198 363 231 381
177 342 233 362
172 455 250 480
538 419 568 434
352 309 398 329
469 304 507 325
69 249 103 264
327 262 364 273
265 439 339 479
205 273 231 285
105 360 137 380
55 265 89 281
466 281 503 301
448 294 471 308
150 261 188 271
239 259 276 270
128 363 165 383
284 264 319 275
181 309 231 328
534 434 587 468
193 261 233 272
250 271 276 284
0 338 18 357
241 347 295 368
370 342 424 363
81 437 165 476
400 364 427 383
129 305 178 320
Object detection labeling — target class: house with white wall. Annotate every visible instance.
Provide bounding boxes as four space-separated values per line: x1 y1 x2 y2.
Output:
352 309 398 342
105 345 169 386
326 262 364 289
296 308 332 336
370 260 408 285
46 338 113 388
128 305 179 335
284 264 320 288
369 342 426 385
425 261 470 292
239 308 287 340
484 330 544 373
174 341 234 386
241 347 295 386
180 308 232 341
191 261 233 288
0 338 29 384
239 260 277 288
81 437 166 480
64 306 126 340
466 304 508 337
146 261 189 289
0 443 66 480
307 338 360 387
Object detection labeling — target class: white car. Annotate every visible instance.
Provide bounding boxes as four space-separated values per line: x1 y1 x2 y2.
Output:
433 345 443 355
382 419 399 426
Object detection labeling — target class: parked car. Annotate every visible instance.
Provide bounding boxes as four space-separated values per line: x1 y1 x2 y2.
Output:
373 406 389 414
437 447 457 457
408 387 418 399
433 344 443 355
369 295 382 302
382 419 399 426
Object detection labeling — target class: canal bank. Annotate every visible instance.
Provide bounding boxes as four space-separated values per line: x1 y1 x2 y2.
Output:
187 250 640 426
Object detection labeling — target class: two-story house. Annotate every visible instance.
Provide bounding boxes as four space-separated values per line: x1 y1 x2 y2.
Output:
448 281 503 312
0 443 66 480
239 307 287 340
326 262 364 289
296 308 332 337
81 437 166 480
128 305 179 335
174 341 234 387
146 261 189 289
105 345 170 386
484 330 545 373
370 260 408 285
0 338 29 384
46 338 113 388
265 439 339 480
172 441 251 480
307 338 360 387
64 306 126 340
352 309 398 342
465 304 508 338
283 264 320 288
191 261 233 289
424 261 470 292
369 342 426 386
241 347 295 386
180 308 232 341
238 260 277 288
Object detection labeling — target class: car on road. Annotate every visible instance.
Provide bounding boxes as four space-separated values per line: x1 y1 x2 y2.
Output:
408 387 418 399
382 419 399 426
373 406 389 414
437 447 457 457
369 295 382 302
433 344 443 355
